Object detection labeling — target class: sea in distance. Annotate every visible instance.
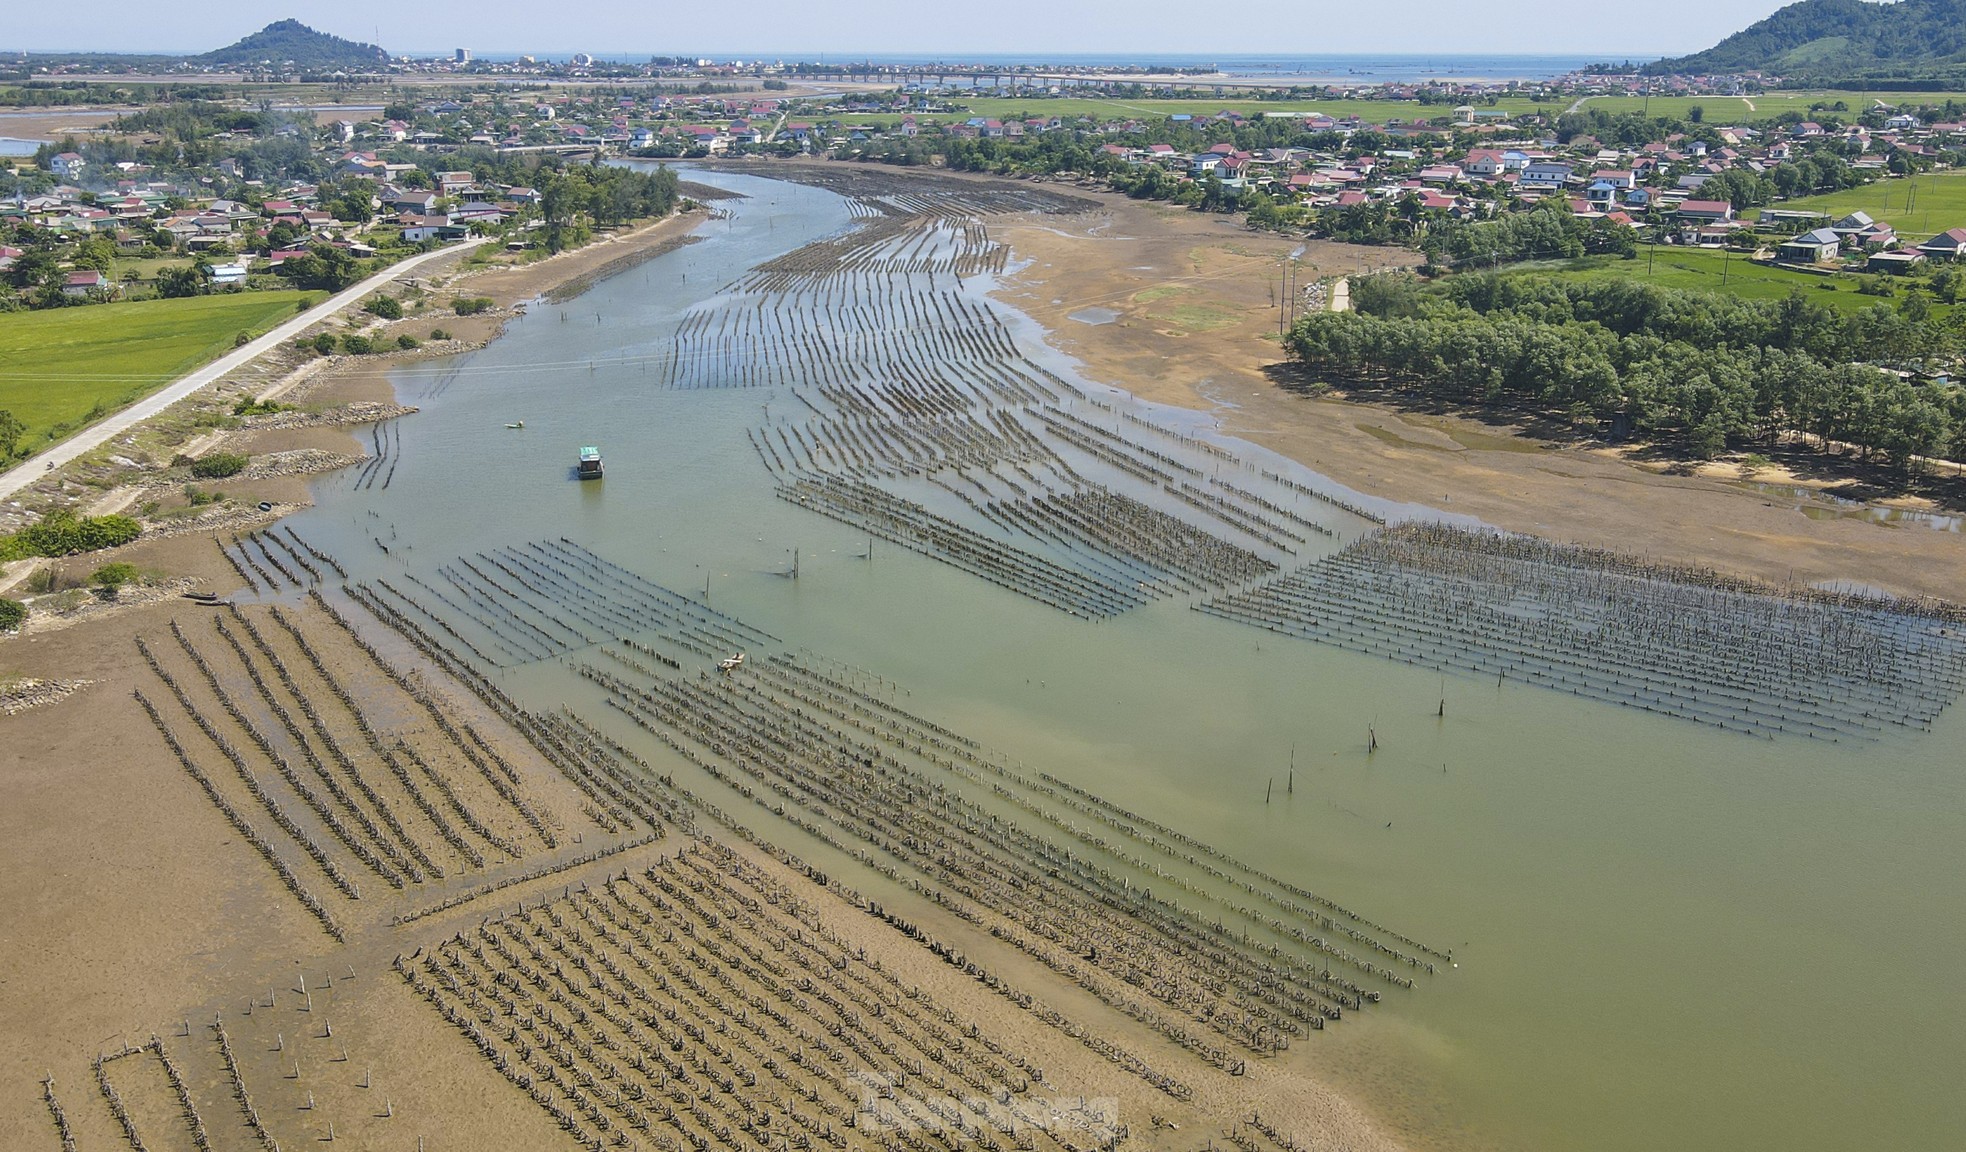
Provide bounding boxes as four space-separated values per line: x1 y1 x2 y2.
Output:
449 52 1624 82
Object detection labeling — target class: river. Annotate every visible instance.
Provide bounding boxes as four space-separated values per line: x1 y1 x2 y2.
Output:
279 167 1966 1152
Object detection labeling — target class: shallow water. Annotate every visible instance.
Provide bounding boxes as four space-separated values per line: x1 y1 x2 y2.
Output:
1746 481 1966 532
283 170 1966 1152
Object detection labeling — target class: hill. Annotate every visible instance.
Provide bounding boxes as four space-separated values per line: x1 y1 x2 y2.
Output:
1649 0 1966 77
196 19 389 69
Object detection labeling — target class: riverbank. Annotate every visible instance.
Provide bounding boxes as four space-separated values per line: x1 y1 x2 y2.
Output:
987 184 1966 604
0 175 1425 1152
0 204 732 1147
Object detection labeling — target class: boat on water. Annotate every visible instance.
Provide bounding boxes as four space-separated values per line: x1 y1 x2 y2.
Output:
577 445 603 480
718 652 746 673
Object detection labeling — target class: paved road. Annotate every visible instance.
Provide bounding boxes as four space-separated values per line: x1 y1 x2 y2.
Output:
0 241 467 504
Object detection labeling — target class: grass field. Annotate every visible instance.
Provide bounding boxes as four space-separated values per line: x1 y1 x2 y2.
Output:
1569 90 1966 122
846 94 1567 128
1506 247 1933 313
1760 169 1966 241
0 290 317 456
841 87 1966 130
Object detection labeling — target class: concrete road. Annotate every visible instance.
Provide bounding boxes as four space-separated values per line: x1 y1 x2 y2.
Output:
0 241 467 504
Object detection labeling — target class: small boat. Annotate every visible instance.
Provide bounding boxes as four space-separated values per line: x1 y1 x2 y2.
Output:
577 445 603 479
717 652 746 673
506 420 525 429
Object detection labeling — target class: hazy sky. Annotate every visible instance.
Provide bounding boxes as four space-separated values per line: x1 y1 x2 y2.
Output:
8 0 1792 59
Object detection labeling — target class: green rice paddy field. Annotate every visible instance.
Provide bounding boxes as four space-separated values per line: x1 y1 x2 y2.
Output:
1765 169 1966 241
1510 247 1949 312
0 290 316 455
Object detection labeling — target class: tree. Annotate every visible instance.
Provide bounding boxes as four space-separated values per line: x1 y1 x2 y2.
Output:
277 243 361 291
0 409 23 459
156 263 210 298
0 598 24 633
73 235 116 272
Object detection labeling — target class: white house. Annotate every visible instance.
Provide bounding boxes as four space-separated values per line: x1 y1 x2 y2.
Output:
1779 228 1841 264
1517 162 1573 190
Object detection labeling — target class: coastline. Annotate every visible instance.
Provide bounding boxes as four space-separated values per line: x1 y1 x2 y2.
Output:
983 182 1966 603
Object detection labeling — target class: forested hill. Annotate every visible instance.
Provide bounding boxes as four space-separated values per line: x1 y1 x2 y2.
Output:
1650 0 1966 76
197 20 389 69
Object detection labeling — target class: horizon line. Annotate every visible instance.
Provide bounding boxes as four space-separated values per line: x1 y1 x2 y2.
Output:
5 46 1671 63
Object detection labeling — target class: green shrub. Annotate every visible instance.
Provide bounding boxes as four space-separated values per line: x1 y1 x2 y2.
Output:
5 511 142 558
0 598 24 633
429 327 451 340
231 396 290 417
234 330 252 347
340 334 373 355
364 295 404 320
313 332 337 355
396 334 420 350
183 485 222 507
89 561 139 588
451 296 494 316
189 452 249 479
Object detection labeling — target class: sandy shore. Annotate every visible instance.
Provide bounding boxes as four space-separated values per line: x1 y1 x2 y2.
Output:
988 186 1966 603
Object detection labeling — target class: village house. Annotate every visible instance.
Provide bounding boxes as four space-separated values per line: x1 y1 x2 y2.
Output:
61 269 110 297
1916 227 1966 259
398 215 468 243
1674 199 1735 225
1517 161 1573 191
1867 248 1925 274
1778 227 1841 264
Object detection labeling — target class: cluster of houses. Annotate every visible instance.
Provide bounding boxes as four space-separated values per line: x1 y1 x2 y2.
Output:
1 157 553 302
1073 111 1966 273
1773 214 1966 272
12 78 1966 305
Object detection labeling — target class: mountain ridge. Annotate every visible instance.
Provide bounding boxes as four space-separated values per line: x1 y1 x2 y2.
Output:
1650 0 1966 76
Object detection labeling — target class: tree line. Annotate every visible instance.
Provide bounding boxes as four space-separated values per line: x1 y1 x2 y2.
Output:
1287 273 1964 467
